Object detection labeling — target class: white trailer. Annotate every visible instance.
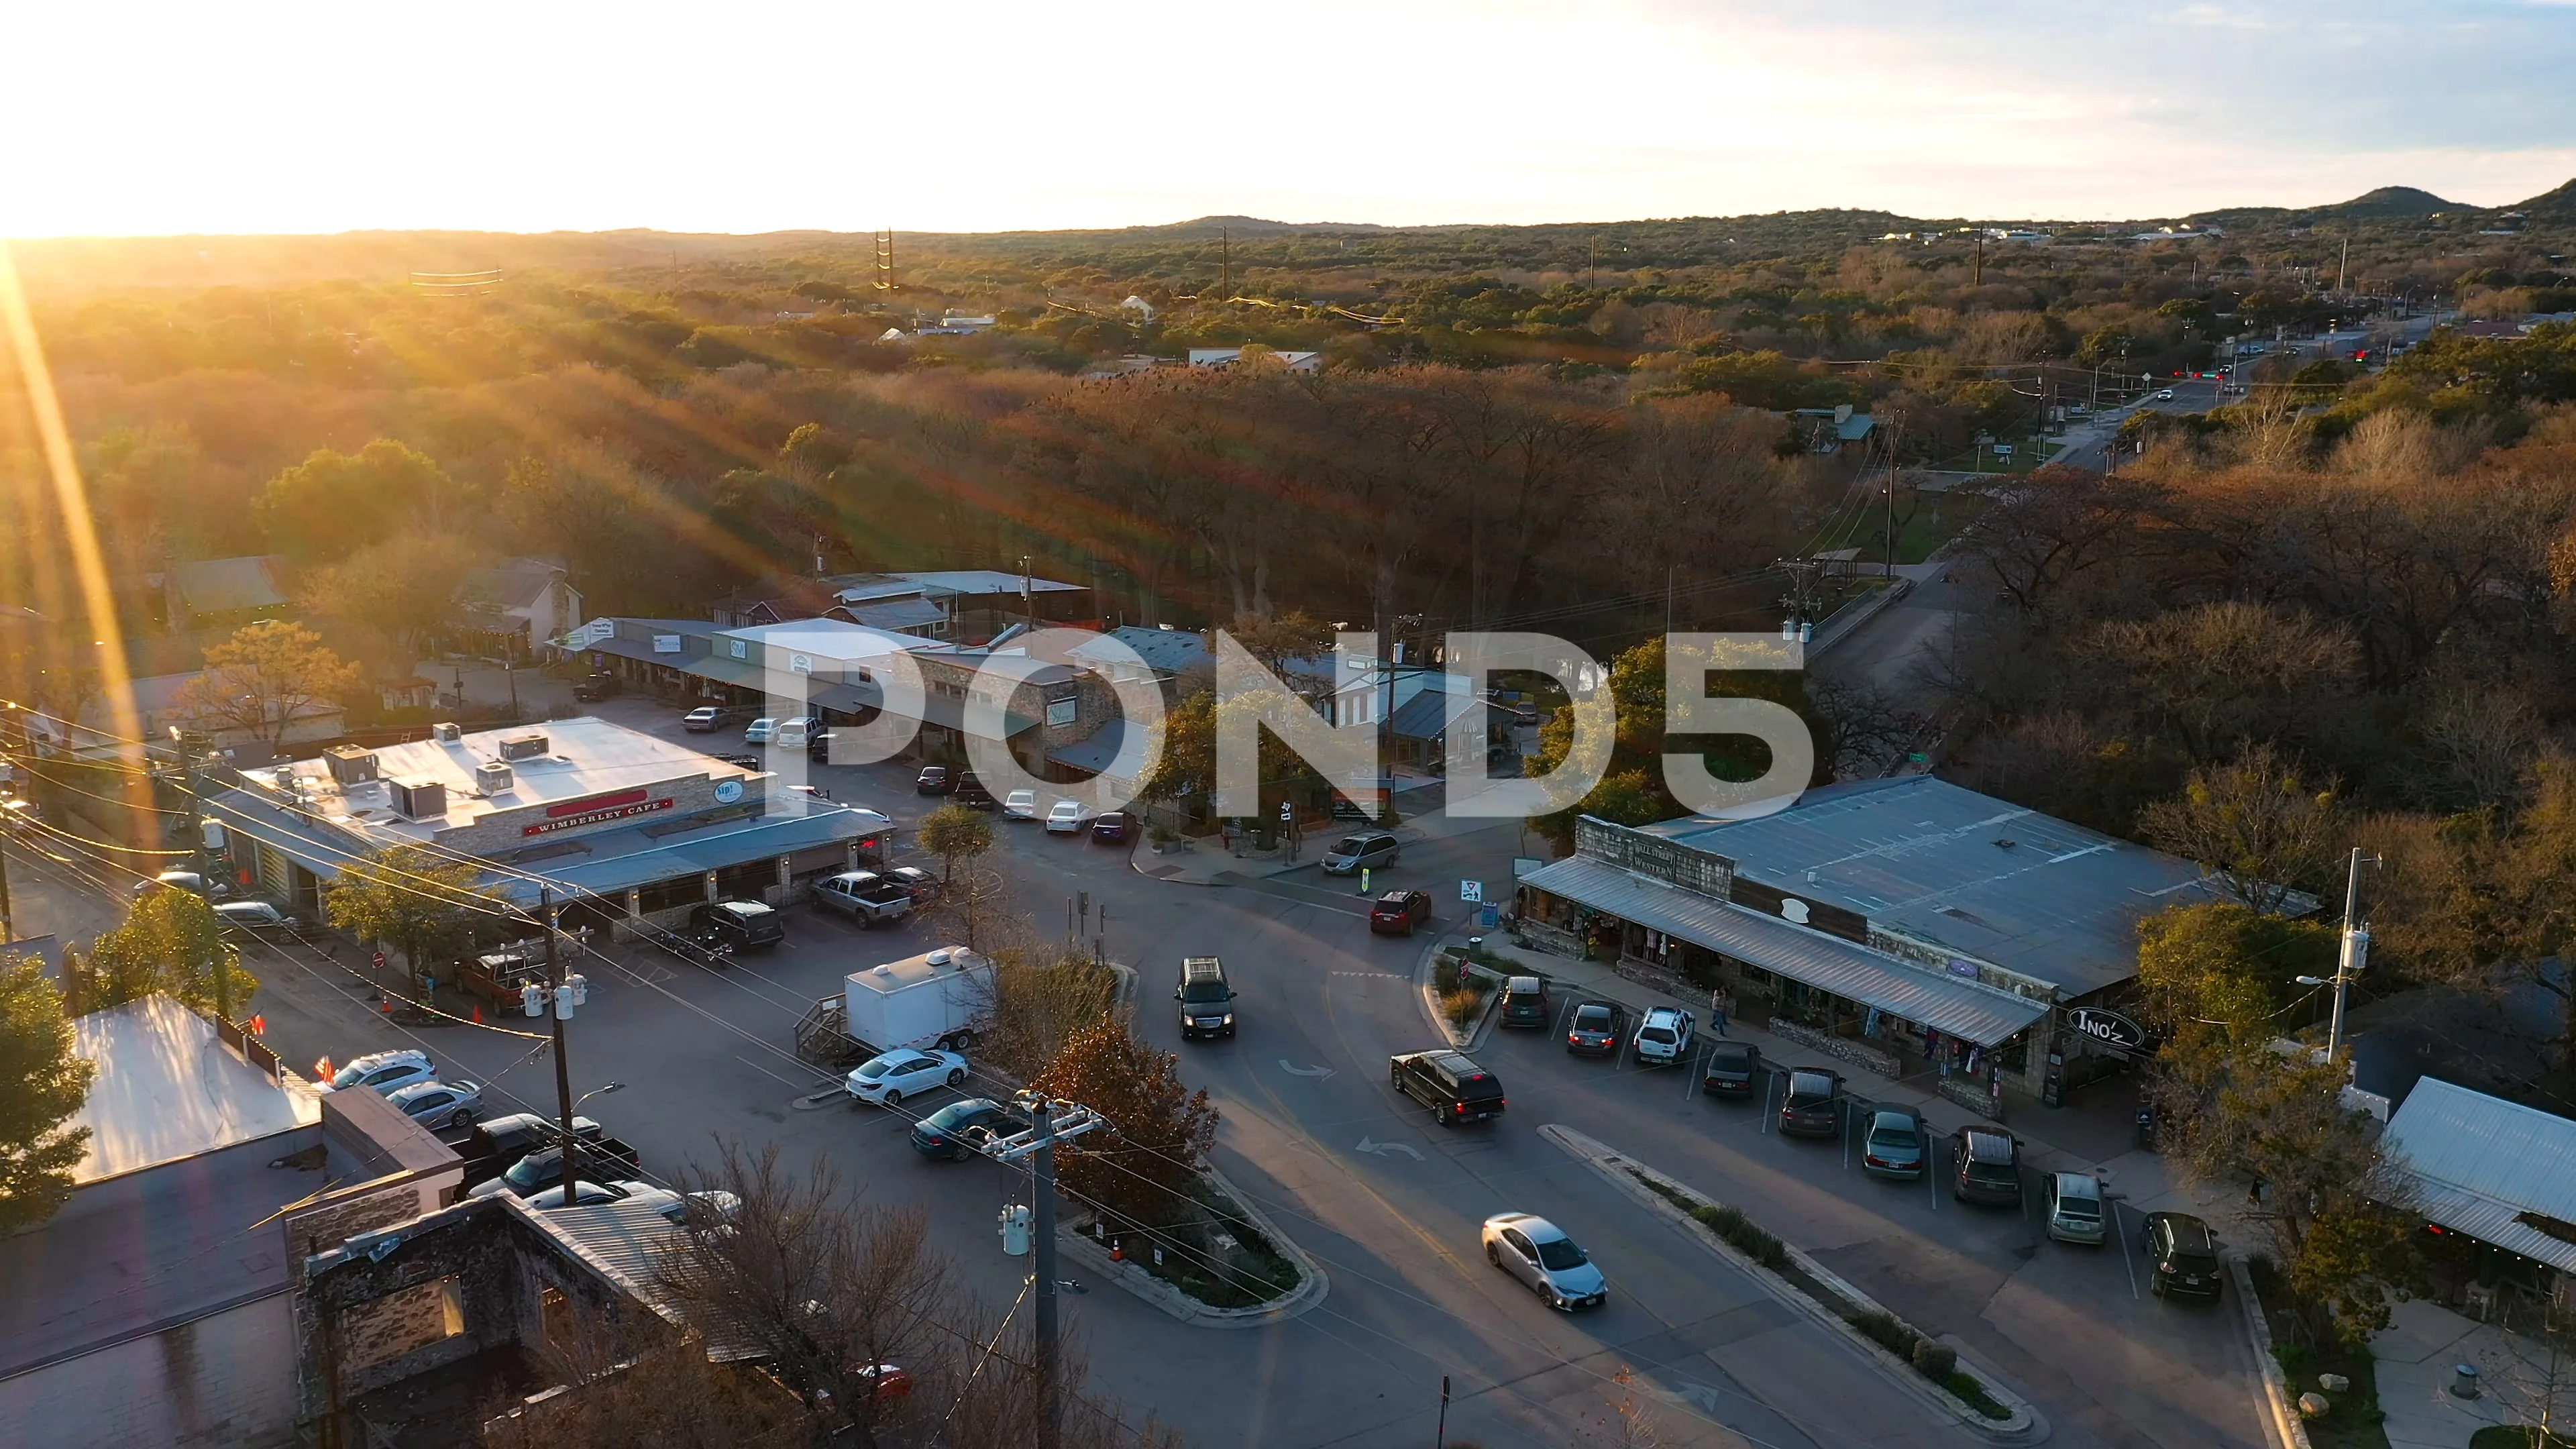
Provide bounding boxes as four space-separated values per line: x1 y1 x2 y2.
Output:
794 945 990 1065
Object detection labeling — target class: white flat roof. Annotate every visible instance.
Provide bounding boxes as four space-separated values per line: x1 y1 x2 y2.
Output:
69 994 319 1181
847 946 987 996
720 618 938 659
254 716 760 845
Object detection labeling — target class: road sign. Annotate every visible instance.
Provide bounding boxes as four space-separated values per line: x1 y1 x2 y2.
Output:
1459 879 1483 904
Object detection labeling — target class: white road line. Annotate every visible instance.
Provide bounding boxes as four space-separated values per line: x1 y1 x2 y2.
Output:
1679 1043 1699 1099
735 1054 806 1089
2116 1202 2142 1300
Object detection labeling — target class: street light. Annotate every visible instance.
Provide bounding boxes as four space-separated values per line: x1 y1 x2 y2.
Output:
572 1081 625 1112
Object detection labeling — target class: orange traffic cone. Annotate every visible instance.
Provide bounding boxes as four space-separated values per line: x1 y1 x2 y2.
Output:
1110 1240 1124 1263
472 1005 483 1024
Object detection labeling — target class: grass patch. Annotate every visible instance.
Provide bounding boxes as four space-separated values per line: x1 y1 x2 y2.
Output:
1091 1183 1303 1311
1437 974 1495 1027
2251 1258 2391 1449
1627 1168 2010 1420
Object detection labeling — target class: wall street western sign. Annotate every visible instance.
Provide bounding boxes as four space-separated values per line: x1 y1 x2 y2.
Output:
2066 1006 2147 1051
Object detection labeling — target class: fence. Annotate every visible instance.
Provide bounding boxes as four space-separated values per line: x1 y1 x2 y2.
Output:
215 1014 284 1083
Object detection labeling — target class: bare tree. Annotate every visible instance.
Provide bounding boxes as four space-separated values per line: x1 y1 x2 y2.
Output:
2138 742 2342 914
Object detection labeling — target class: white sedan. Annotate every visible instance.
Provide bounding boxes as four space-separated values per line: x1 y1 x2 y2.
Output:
1002 790 1038 820
1045 799 1089 833
846 1048 967 1108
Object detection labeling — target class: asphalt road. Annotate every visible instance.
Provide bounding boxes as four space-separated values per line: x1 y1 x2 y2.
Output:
4 693 2274 1447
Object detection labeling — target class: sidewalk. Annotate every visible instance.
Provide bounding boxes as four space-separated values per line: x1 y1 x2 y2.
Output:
2373 1297 2572 1449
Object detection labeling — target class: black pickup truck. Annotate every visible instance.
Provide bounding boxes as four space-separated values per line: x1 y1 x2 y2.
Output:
451 1112 636 1193
468 1136 644 1199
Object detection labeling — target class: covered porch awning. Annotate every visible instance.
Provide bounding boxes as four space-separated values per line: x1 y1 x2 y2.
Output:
1519 855 2050 1046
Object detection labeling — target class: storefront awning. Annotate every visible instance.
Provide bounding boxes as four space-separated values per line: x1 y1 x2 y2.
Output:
1520 855 2050 1046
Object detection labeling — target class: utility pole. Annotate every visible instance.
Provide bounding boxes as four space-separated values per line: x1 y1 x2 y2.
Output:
2337 237 2349 297
874 229 898 291
1973 231 1984 288
1 828 15 944
2297 848 2375 1060
1220 226 1230 303
990 1095 1102 1449
545 887 581 1207
171 729 227 1022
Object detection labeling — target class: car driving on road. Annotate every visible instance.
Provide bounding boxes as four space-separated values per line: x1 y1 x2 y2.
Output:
1482 1213 1607 1311
1391 1050 1505 1126
1321 831 1399 875
1176 957 1236 1040
1368 889 1432 935
846 1048 968 1108
916 766 953 794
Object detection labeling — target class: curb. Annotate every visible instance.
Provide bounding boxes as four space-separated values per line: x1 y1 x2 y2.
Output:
1053 1165 1330 1330
1415 939 1501 1051
1541 1124 2046 1445
2231 1256 2312 1449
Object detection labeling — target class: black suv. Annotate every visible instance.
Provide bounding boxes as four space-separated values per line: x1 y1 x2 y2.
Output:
690 898 786 952
1777 1069 1845 1138
1175 957 1236 1040
1951 1126 2023 1207
1391 1050 1505 1126
1700 1040 1763 1097
2142 1212 2225 1299
1497 976 1550 1028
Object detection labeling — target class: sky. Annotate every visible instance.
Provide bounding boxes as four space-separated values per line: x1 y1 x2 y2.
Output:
4 0 2573 238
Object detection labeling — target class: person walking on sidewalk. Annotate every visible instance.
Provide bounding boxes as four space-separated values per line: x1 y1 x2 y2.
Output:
1709 986 1731 1036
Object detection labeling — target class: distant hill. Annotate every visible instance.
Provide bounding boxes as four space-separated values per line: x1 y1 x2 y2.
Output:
2514 177 2576 222
2330 186 2457 217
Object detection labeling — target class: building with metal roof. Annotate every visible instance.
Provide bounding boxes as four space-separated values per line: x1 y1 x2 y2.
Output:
2385 1077 2576 1279
1516 777 2224 1108
205 716 890 938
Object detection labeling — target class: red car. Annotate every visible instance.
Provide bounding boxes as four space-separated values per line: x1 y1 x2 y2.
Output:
1368 890 1432 935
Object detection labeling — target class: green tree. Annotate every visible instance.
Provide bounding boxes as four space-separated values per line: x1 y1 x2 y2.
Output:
324 847 504 979
1030 1017 1218 1229
82 890 258 1020
254 438 464 562
1524 635 1822 853
297 532 476 669
1134 688 1216 818
915 803 992 885
0 952 96 1232
173 620 366 756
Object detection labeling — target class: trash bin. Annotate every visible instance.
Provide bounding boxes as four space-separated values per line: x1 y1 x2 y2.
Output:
2134 1104 2158 1152
2451 1364 2480 1399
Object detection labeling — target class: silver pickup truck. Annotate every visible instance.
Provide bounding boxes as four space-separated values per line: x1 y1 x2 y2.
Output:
810 870 916 928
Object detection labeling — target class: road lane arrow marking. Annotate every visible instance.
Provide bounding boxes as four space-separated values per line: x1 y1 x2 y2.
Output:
1278 1060 1336 1080
1355 1136 1426 1160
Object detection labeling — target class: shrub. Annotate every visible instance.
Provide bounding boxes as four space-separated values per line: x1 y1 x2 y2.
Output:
1847 1310 1920 1360
1912 1340 1958 1379
1692 1203 1789 1271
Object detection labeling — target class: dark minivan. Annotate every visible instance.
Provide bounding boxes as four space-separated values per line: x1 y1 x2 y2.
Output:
1700 1040 1762 1097
1777 1068 1845 1138
1391 1050 1505 1126
2142 1212 2225 1299
1951 1126 2023 1207
690 898 786 952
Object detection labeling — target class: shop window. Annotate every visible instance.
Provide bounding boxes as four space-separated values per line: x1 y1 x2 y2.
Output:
713 861 773 898
636 875 703 914
541 1285 572 1350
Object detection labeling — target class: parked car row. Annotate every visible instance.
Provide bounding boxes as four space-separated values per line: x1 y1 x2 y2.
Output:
312 1049 484 1129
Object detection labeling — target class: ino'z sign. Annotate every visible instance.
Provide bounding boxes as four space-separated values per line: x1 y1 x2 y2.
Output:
2066 1006 2148 1051
522 798 674 837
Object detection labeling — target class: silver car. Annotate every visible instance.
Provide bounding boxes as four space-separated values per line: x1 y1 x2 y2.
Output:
2045 1171 2108 1245
388 1079 484 1130
1482 1212 1608 1311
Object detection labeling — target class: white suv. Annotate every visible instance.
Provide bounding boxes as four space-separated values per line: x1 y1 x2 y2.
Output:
1633 1007 1695 1066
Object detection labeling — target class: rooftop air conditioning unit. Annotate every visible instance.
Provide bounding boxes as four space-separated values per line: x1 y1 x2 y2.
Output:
323 745 379 786
388 777 447 822
432 722 464 743
496 733 549 762
475 761 514 796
